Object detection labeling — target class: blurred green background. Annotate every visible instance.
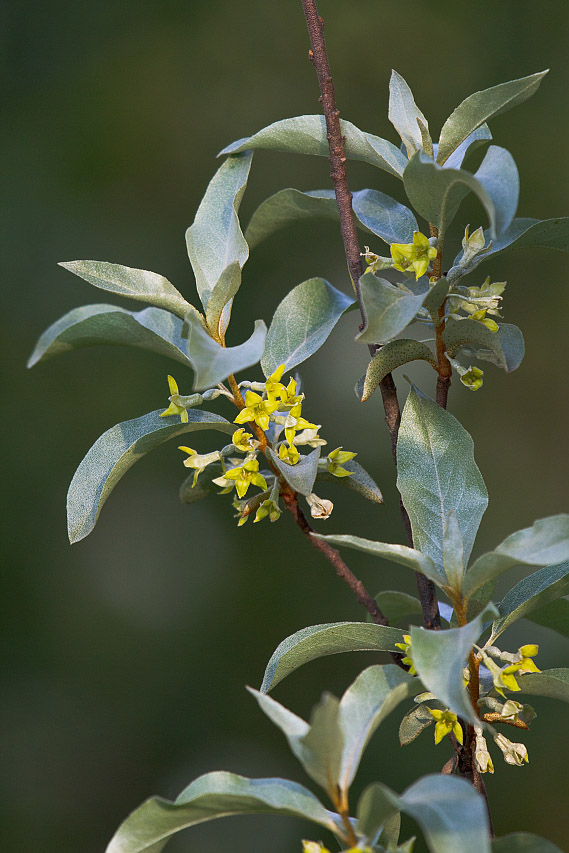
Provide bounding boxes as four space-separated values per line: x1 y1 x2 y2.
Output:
4 1 569 850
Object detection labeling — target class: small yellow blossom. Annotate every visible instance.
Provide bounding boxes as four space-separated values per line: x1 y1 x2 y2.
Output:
390 231 437 280
264 364 286 402
234 390 279 431
160 375 189 423
302 843 331 853
428 708 463 745
327 446 357 477
395 634 416 675
484 644 540 697
254 497 282 523
283 403 318 447
361 245 393 275
232 428 255 453
293 427 326 448
460 365 484 391
278 442 300 466
471 309 499 332
178 446 221 487
220 458 267 499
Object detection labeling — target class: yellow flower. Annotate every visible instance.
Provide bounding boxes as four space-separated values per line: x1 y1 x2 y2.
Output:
428 708 463 745
264 364 286 402
278 442 300 466
282 403 318 447
459 365 484 391
232 428 255 453
178 446 221 487
390 231 437 280
221 457 267 499
327 446 356 478
254 497 282 523
394 634 416 675
234 390 279 431
484 644 540 698
470 309 499 332
160 375 189 423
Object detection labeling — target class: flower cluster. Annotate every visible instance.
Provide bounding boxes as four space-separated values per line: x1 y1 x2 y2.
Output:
390 231 438 280
448 275 506 332
481 643 540 698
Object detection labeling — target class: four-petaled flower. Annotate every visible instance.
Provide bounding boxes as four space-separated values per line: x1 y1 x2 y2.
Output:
278 442 300 466
160 375 189 423
178 447 221 487
265 364 303 407
390 231 437 280
234 390 279 432
428 708 464 745
220 458 268 499
394 634 416 675
327 446 356 477
232 428 255 453
460 365 484 391
283 403 318 447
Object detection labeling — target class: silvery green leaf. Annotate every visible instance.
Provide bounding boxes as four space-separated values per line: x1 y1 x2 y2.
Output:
185 313 266 390
28 304 197 369
260 622 406 694
443 124 492 170
314 533 444 588
398 702 438 746
463 515 569 602
185 152 252 321
316 458 383 504
436 71 548 165
338 665 420 790
397 386 488 573
219 115 408 178
265 447 320 496
403 152 496 239
67 410 235 544
443 318 525 373
374 591 423 624
516 668 569 703
443 511 465 591
492 833 563 853
356 272 426 345
489 561 569 642
454 217 569 272
389 70 430 157
473 146 519 235
352 189 418 243
357 783 400 847
203 260 242 338
422 278 450 316
525 597 569 639
105 771 338 853
58 260 195 320
411 605 498 725
359 340 436 401
261 278 354 375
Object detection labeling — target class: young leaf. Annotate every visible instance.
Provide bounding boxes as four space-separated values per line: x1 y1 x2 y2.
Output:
463 515 569 602
524 597 569 640
356 272 426 345
473 145 519 236
28 304 198 370
314 533 444 587
437 71 548 165
411 605 498 725
516 668 569 704
261 278 354 376
260 622 406 694
403 153 496 239
442 511 465 592
443 319 525 374
374 591 423 624
359 340 436 402
105 771 338 853
59 260 194 320
389 70 430 158
185 152 252 321
246 188 418 249
185 313 267 390
265 446 320 497
316 458 383 504
219 115 408 178
492 833 563 853
397 386 488 574
454 217 569 272
489 561 569 642
67 410 235 544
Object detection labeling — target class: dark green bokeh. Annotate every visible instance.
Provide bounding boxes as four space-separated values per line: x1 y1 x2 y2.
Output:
4 1 569 850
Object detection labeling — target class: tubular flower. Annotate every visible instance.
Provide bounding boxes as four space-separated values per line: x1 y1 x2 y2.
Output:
278 442 300 466
460 225 487 267
234 390 279 431
254 497 282 524
394 634 416 675
390 231 437 279
474 727 494 774
219 458 267 499
178 447 222 487
231 428 255 453
493 733 529 766
483 644 540 697
327 446 357 477
160 375 189 423
293 427 327 448
428 708 463 745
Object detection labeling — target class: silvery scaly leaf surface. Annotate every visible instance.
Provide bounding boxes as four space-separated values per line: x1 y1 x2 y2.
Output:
453 216 569 272
473 145 519 235
524 597 569 640
265 446 321 496
443 318 525 373
516 669 569 704
315 458 384 505
489 560 569 642
356 272 427 345
359 340 436 401
388 70 430 158
184 313 267 390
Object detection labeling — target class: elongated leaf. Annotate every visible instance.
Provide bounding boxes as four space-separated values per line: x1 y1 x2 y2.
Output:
28 304 197 370
489 561 569 641
411 605 497 724
67 409 234 543
437 71 547 165
185 313 266 390
443 318 525 373
389 70 430 157
454 217 569 271
357 272 426 345
374 591 423 624
357 783 400 845
463 515 569 602
399 703 437 746
185 152 252 321
245 187 418 249
516 668 569 703
397 386 488 574
473 146 519 235
443 124 492 170
359 340 436 401
403 153 496 239
105 771 338 853
59 260 194 320
219 115 408 178
261 622 406 693
338 665 420 790
492 833 563 853
314 533 444 587
316 458 383 504
261 278 354 376
525 597 569 639
265 447 320 497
